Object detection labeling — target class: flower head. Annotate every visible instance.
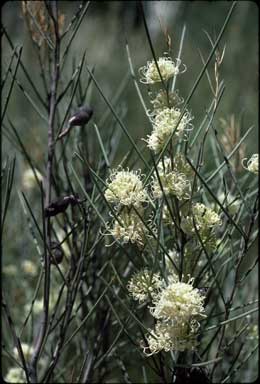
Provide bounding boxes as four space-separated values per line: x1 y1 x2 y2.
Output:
150 275 206 323
143 319 200 355
139 57 185 84
182 203 222 236
149 89 183 112
152 157 191 200
105 168 147 207
242 154 258 175
109 208 153 248
146 108 193 153
127 269 162 303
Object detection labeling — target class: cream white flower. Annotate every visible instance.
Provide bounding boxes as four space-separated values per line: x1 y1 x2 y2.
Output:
149 89 183 112
127 269 162 303
182 203 222 236
139 57 186 84
242 154 258 175
105 168 147 207
152 157 191 200
143 319 200 355
22 168 43 190
109 208 152 248
146 108 193 153
4 367 26 383
150 275 206 323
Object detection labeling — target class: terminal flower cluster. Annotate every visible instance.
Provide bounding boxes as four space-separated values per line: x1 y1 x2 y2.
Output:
139 57 185 84
146 107 193 153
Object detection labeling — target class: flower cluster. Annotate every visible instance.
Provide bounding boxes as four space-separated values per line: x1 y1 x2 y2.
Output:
109 209 150 248
182 203 222 235
139 57 185 84
149 89 183 113
104 168 153 248
180 203 221 251
127 269 162 303
143 319 200 355
242 154 258 175
146 108 193 153
128 268 206 355
141 274 206 355
105 168 147 207
150 275 206 323
152 156 192 200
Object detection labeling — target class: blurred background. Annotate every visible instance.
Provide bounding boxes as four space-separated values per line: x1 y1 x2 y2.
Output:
2 1 258 150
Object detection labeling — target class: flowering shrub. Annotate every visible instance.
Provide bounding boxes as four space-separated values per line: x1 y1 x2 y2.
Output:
2 2 258 383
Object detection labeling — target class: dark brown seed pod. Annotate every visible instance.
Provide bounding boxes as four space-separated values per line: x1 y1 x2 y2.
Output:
50 241 64 264
68 105 93 127
58 105 93 140
45 195 81 217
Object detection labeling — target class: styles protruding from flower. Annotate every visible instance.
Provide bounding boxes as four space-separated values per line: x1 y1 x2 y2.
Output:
146 108 193 153
127 269 162 303
105 168 147 207
139 57 186 84
142 319 200 355
149 89 183 113
142 274 206 355
242 154 259 175
152 156 192 200
181 203 222 235
108 208 153 248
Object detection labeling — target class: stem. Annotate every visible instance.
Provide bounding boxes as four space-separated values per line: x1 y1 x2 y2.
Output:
29 2 60 382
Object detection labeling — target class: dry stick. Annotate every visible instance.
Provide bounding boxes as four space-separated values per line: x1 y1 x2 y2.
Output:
29 3 60 382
